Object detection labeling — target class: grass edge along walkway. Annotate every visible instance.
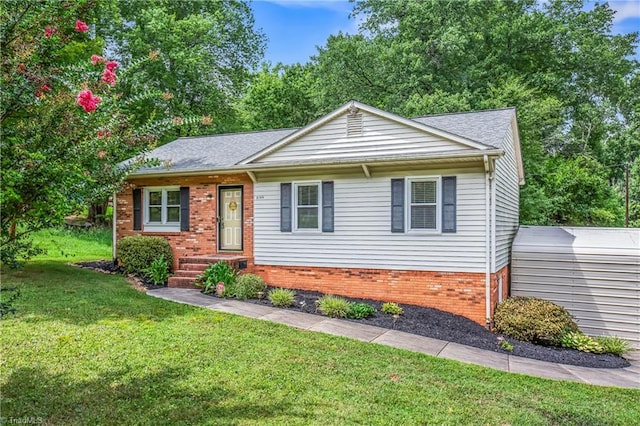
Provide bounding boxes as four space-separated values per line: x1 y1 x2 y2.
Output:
146 287 640 389
1 261 639 425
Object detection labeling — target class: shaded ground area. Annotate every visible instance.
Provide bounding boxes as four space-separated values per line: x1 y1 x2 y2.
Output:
77 261 630 369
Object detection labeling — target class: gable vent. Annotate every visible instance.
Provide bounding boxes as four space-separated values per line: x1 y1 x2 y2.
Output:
347 111 363 137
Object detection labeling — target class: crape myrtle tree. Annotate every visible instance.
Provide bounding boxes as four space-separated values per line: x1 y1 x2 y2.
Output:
0 0 206 267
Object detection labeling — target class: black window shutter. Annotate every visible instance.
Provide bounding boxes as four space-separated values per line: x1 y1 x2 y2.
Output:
391 179 405 233
322 181 334 232
442 176 457 233
180 186 190 231
133 188 142 230
280 183 292 232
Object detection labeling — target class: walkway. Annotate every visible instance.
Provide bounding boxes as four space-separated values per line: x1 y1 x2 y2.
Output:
147 288 640 389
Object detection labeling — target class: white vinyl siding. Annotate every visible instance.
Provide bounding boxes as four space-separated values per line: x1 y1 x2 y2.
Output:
254 111 475 164
493 121 520 270
254 168 486 272
144 187 180 232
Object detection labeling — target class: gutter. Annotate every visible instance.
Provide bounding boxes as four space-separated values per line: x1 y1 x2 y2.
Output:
483 155 494 327
128 149 505 179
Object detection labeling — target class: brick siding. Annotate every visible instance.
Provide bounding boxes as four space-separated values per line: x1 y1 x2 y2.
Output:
253 264 508 325
116 174 254 271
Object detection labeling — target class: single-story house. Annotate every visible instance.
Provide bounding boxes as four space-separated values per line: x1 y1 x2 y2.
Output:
115 100 524 325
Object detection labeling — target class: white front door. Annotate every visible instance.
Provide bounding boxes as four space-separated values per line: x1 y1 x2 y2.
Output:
220 187 242 250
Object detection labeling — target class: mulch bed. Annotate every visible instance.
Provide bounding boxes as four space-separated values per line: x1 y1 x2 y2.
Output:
76 260 630 369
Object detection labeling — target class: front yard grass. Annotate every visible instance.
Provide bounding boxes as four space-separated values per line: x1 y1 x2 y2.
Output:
2 261 639 425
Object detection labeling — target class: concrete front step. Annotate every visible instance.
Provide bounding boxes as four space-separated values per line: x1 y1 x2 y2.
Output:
170 255 250 289
168 276 200 289
180 263 211 272
173 270 202 278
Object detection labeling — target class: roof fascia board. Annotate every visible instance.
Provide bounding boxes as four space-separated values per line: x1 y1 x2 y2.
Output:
510 112 525 185
129 149 504 178
353 101 494 150
241 100 495 165
239 101 354 164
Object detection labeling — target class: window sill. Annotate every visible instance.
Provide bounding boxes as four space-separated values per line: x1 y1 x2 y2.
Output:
406 229 441 235
142 231 182 236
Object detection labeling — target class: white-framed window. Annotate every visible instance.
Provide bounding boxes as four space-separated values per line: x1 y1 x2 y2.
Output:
407 177 441 232
294 182 321 231
144 186 180 231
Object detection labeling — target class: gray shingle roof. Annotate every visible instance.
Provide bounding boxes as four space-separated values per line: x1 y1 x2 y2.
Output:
133 128 295 174
413 108 515 149
131 107 515 175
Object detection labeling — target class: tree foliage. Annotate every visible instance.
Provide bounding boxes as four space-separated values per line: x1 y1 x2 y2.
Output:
243 0 638 226
105 0 266 136
237 63 317 130
0 0 205 266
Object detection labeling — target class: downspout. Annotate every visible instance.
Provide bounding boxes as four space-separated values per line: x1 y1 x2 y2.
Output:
112 192 117 263
483 155 493 327
491 160 497 275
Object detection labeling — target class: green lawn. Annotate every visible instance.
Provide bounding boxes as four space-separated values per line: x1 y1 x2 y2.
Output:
30 227 113 262
1 231 638 425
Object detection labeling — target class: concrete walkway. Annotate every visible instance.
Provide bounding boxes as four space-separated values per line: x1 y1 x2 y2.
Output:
147 288 640 389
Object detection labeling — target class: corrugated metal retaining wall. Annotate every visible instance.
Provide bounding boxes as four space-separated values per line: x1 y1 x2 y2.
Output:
511 226 640 348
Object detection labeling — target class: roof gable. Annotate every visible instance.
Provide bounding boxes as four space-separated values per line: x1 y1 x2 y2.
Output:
242 101 496 165
128 101 521 177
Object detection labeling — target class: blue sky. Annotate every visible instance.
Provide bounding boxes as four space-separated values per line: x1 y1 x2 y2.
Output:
251 0 640 65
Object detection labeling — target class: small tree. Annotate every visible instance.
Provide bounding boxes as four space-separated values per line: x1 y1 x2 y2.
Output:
0 1 207 267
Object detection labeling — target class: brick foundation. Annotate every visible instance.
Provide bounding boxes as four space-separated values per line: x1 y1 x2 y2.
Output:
253 264 508 325
489 264 510 319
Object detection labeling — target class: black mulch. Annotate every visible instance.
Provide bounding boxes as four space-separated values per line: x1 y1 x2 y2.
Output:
75 260 165 290
232 289 630 369
76 261 630 369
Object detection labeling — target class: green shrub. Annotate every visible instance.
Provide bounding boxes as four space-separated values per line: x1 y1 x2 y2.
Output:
195 261 238 296
381 302 404 316
498 337 514 352
560 332 604 353
142 255 172 285
235 274 267 300
317 295 351 318
493 297 578 346
268 288 296 307
118 236 173 275
593 336 631 356
0 287 21 318
347 302 377 319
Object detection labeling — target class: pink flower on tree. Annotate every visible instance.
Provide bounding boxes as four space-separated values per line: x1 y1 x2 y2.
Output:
101 68 117 85
41 85 51 92
76 89 101 113
91 55 105 66
105 61 118 71
45 27 54 38
75 20 89 32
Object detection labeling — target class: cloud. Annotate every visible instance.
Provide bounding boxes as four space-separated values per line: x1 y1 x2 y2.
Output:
607 1 640 22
